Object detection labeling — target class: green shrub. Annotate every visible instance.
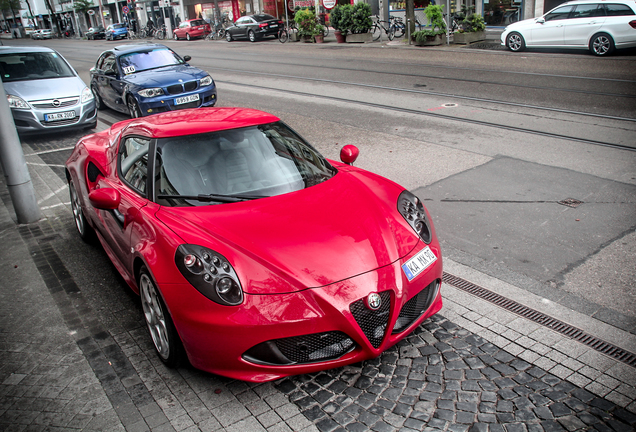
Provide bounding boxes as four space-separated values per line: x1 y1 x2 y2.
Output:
424 4 446 32
295 8 317 37
461 13 486 32
351 2 372 34
330 4 353 35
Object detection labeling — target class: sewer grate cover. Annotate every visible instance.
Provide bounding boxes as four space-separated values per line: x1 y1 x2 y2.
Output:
558 198 584 208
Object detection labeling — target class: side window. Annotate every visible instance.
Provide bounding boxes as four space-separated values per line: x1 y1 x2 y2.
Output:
604 4 636 16
102 54 116 74
119 137 151 195
571 4 602 18
545 6 574 21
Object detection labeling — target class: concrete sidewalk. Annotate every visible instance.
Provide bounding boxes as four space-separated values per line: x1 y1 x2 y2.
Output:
0 136 634 431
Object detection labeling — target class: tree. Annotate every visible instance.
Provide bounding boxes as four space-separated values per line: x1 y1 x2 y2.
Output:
74 0 94 14
0 0 22 30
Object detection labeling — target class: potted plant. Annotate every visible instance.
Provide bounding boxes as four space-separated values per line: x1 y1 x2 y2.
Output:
411 4 446 46
346 2 373 43
330 4 352 43
314 23 325 43
295 8 318 42
453 13 486 44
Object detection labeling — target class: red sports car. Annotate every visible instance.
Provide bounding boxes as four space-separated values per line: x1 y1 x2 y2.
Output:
65 108 443 382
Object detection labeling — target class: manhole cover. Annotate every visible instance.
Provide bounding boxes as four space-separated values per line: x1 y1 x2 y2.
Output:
442 103 458 108
557 198 584 208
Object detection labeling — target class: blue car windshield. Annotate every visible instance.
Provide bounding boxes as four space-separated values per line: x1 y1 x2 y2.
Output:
118 48 183 74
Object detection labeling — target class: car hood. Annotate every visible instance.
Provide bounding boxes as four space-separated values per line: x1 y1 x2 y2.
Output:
505 17 541 31
155 170 420 294
124 65 205 87
4 76 86 101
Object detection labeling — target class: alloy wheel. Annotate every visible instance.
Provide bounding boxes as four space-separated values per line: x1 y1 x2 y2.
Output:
140 273 171 360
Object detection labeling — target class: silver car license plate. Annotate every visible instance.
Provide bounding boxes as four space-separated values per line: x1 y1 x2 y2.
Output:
44 111 76 122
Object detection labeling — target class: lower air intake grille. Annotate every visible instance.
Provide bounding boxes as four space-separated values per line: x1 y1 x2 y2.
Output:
392 280 439 334
243 331 356 365
350 291 391 349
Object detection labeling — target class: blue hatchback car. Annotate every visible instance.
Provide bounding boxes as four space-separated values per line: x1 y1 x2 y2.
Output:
105 23 128 40
90 44 217 118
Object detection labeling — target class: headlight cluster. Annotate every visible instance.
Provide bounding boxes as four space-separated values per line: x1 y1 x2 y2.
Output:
200 75 213 86
7 94 29 109
81 87 94 103
398 190 432 244
138 88 164 98
175 245 243 306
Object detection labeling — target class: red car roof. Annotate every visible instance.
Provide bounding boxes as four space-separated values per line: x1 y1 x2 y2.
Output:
122 107 281 139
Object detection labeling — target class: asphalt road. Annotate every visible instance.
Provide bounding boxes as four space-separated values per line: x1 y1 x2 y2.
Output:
7 36 636 333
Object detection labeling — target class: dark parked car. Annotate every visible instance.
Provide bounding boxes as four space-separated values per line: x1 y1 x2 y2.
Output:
86 26 105 40
225 14 283 42
90 43 216 118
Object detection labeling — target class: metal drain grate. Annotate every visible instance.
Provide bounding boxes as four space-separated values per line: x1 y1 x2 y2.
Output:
443 272 636 368
558 198 584 208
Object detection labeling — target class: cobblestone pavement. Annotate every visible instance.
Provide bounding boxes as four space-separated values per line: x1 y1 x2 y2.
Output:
0 126 635 431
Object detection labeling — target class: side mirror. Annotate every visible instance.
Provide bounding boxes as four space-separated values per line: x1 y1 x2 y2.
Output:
340 145 359 166
89 188 121 210
536 17 545 24
183 55 192 62
104 69 116 76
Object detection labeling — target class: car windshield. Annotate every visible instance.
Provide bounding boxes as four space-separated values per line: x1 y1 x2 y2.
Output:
189 19 206 26
0 52 75 82
112 23 127 29
118 48 183 74
155 122 337 206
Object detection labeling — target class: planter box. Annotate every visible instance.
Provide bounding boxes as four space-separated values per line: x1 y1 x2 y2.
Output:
452 30 485 45
413 34 444 46
346 33 372 43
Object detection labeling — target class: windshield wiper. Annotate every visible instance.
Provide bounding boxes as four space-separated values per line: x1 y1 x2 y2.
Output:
157 193 265 203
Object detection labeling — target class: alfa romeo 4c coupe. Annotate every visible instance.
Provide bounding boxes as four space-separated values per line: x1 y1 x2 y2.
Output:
65 107 443 382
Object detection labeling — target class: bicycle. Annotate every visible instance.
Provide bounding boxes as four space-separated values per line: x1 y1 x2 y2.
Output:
153 24 166 40
391 16 405 38
127 29 137 39
443 13 463 32
371 15 401 41
278 20 297 43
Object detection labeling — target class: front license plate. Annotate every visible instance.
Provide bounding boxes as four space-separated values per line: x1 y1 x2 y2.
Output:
44 111 76 122
175 94 200 105
402 246 437 281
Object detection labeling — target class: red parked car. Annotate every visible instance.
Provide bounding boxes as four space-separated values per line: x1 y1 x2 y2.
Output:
65 107 443 382
173 18 211 40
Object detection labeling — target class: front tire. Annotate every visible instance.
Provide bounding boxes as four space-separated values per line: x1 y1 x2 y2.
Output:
589 32 614 56
226 31 233 42
69 180 95 243
127 96 142 118
92 86 105 110
506 31 525 52
248 30 256 42
139 267 183 367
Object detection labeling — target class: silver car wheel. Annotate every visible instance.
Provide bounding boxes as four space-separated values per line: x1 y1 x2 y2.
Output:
507 32 525 52
140 273 171 360
590 33 614 56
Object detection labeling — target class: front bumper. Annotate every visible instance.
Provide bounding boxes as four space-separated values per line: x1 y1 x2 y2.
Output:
138 87 217 116
161 242 443 382
11 100 97 135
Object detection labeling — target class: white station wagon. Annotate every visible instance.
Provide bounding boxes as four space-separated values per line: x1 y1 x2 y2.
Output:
501 0 636 55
